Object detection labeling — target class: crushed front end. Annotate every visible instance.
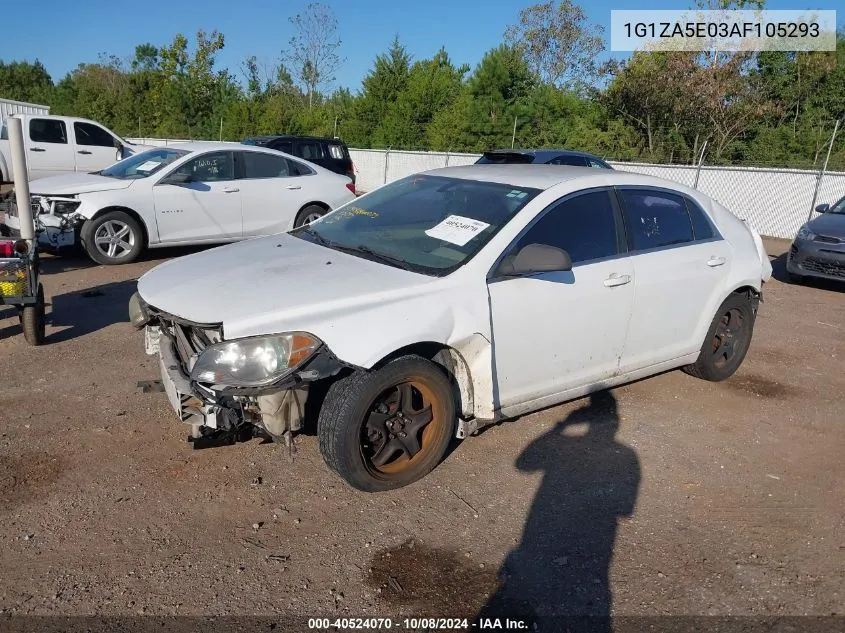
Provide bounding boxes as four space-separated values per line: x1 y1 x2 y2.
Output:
130 292 349 449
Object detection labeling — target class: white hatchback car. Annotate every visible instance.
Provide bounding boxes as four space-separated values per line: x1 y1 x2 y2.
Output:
132 165 772 491
27 142 356 264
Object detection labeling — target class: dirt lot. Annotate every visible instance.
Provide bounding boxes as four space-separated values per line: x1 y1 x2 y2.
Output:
0 238 843 628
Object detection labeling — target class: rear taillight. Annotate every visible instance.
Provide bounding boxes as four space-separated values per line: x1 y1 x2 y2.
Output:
345 182 356 195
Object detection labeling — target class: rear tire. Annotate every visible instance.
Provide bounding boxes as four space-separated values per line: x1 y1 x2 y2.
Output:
683 293 756 382
318 355 456 492
80 210 144 265
20 283 46 346
294 204 327 228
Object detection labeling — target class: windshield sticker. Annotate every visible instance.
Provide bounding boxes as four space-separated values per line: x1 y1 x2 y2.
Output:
425 215 491 246
136 160 161 172
506 190 528 199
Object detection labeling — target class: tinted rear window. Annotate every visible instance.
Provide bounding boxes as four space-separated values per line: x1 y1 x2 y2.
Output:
477 152 533 164
620 189 694 251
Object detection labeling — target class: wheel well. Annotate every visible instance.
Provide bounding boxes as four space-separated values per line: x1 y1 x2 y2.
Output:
91 206 149 247
374 342 474 419
299 201 330 214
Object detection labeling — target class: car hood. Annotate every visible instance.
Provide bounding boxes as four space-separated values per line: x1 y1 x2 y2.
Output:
807 212 845 238
29 172 134 195
137 233 436 339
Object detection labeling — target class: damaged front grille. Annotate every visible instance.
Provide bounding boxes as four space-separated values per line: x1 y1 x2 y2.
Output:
802 256 845 279
149 309 223 374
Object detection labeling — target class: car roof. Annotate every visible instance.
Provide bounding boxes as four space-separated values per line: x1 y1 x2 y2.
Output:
483 148 606 162
245 135 346 144
164 142 278 153
422 164 694 194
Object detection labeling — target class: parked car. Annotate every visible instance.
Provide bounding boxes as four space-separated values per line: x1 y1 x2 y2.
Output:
25 142 356 265
0 114 152 183
132 164 772 492
476 149 613 169
786 195 845 284
242 135 356 187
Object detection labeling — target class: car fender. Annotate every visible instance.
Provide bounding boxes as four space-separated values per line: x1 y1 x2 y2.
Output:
75 191 160 244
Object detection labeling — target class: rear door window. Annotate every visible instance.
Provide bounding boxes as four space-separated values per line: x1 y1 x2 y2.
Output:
271 140 293 154
29 119 67 144
619 189 694 251
242 151 290 178
548 154 589 166
684 198 715 240
297 141 325 160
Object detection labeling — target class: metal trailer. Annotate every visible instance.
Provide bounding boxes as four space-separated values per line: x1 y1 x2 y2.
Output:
0 116 46 345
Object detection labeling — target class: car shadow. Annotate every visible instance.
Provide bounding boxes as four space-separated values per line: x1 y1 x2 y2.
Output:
45 279 138 343
475 390 640 632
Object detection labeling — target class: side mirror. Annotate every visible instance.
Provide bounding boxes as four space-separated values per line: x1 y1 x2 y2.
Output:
497 243 572 277
162 172 192 185
815 203 830 214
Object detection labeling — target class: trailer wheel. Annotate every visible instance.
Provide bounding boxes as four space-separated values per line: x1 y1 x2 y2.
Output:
20 283 46 346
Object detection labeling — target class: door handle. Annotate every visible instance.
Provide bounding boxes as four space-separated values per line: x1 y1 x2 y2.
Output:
222 186 239 193
603 273 632 288
286 185 302 190
77 150 92 155
29 147 45 152
707 256 726 267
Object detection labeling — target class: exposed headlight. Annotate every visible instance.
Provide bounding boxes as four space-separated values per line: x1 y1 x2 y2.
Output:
797 226 816 241
35 196 81 215
128 292 149 329
190 333 321 387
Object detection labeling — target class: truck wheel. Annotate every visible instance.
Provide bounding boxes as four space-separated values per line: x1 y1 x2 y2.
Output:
682 293 756 382
81 210 144 265
318 355 456 492
294 205 326 227
20 283 46 346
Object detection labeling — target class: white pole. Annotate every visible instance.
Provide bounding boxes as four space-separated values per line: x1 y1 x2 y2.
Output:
219 118 223 142
808 119 839 222
7 117 34 240
334 116 338 138
511 115 518 149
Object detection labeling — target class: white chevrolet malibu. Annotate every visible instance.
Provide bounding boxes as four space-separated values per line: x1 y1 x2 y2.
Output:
27 142 356 265
132 165 773 491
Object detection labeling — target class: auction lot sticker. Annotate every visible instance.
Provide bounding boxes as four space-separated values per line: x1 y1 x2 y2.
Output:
425 215 491 246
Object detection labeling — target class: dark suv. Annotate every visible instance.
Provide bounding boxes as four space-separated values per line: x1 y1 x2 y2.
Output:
476 149 612 169
242 135 356 187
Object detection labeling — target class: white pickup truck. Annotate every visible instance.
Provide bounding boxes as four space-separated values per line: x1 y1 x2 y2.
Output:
0 114 151 183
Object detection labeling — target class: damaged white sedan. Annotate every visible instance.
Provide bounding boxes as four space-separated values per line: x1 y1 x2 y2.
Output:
27 143 355 265
132 165 772 491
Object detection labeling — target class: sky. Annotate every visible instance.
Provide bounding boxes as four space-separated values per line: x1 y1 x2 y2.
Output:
1 0 842 94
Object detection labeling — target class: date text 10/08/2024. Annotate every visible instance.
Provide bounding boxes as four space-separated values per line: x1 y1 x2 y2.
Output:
307 617 530 630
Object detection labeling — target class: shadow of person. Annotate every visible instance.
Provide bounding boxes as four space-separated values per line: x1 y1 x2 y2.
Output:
477 391 640 633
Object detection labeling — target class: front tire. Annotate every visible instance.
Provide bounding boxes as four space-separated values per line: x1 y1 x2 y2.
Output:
683 293 756 382
318 355 456 492
80 210 144 265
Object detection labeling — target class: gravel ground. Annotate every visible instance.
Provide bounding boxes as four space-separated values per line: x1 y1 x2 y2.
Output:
0 238 842 628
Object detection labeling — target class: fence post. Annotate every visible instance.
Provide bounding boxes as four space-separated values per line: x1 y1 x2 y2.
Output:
445 148 451 167
383 147 391 185
808 119 840 222
693 140 708 190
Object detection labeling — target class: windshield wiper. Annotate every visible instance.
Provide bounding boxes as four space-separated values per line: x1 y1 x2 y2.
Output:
334 244 417 272
298 226 334 247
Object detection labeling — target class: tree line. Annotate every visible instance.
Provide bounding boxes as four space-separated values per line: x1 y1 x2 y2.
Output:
1 1 843 169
